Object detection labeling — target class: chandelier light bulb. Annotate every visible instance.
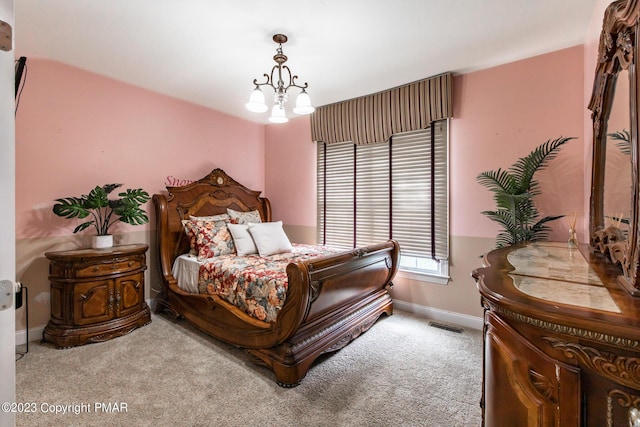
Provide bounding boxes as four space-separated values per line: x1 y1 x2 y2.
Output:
269 104 288 123
245 87 268 113
293 90 315 115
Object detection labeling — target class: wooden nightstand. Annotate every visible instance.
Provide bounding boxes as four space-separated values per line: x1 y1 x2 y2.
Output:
43 243 151 348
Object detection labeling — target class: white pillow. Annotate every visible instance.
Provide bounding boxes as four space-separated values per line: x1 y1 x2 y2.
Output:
248 221 293 256
227 223 258 256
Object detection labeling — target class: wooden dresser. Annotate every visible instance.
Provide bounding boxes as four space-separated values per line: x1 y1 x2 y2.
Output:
43 244 151 348
473 242 640 427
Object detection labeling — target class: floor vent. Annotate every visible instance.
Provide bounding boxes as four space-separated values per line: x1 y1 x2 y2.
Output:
429 321 464 333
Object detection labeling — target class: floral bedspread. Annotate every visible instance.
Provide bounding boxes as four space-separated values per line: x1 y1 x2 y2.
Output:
198 244 342 323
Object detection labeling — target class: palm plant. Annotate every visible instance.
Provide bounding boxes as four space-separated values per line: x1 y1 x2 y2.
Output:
606 129 631 227
476 136 574 248
53 184 150 235
608 129 630 155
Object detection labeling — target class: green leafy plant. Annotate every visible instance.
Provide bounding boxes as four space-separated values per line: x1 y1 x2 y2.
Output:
53 184 150 235
608 129 631 155
476 136 574 248
606 129 631 227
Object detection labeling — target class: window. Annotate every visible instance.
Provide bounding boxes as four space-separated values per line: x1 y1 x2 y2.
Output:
317 120 449 281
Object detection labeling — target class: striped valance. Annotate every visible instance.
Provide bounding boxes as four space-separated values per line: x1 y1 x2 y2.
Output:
310 73 453 145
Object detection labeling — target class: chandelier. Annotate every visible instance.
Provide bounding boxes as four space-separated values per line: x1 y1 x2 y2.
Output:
245 34 315 123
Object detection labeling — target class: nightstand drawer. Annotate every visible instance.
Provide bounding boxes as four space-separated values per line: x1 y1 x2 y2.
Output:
76 258 143 278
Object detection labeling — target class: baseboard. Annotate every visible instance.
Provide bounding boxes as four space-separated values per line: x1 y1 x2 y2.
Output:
15 325 45 346
393 300 483 330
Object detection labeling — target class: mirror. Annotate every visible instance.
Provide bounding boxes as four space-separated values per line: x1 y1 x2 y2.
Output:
589 0 640 296
603 69 631 244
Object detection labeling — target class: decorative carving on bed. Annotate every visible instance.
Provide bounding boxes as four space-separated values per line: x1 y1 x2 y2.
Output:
170 169 271 221
153 168 399 386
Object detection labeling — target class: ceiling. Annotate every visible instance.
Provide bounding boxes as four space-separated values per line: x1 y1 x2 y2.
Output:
15 0 596 124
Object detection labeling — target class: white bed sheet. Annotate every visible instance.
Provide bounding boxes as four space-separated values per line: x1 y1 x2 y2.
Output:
172 254 203 294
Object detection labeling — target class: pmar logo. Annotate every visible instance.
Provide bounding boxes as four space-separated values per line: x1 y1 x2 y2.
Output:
94 402 128 413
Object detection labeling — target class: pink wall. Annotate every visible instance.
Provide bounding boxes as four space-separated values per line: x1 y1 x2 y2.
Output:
16 59 265 239
264 116 316 226
452 45 585 241
265 46 586 243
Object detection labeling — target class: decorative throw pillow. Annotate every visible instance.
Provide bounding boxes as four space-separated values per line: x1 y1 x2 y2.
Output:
182 214 230 254
227 208 262 225
247 221 293 256
182 218 234 260
227 223 258 256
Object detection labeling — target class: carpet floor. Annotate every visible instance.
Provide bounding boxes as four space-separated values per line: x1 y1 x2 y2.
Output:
15 310 482 427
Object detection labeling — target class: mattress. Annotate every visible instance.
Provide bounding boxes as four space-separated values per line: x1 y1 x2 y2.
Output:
172 254 202 294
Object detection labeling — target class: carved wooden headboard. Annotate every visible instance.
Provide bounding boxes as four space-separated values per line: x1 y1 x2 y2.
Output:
153 168 272 285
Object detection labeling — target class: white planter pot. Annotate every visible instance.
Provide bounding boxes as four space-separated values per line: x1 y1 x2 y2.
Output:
92 235 113 249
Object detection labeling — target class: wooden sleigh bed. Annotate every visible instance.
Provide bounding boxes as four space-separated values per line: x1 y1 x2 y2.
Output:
153 168 399 386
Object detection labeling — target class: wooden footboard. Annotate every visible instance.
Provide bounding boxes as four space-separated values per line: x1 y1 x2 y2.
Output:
153 168 399 386
251 240 398 386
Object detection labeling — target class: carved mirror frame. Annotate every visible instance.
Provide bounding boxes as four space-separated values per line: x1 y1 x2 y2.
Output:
589 0 640 296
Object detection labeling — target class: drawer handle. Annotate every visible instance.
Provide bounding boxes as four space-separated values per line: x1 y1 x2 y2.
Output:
93 266 99 272
128 262 134 267
80 290 93 301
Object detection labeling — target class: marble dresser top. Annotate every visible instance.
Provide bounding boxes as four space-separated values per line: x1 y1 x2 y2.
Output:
507 242 621 313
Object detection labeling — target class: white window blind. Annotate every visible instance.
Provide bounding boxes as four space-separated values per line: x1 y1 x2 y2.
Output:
433 121 449 261
317 120 449 269
356 142 390 247
318 141 354 249
391 123 448 261
391 131 432 258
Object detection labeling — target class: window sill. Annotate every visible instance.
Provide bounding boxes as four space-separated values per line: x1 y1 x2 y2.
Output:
396 269 450 285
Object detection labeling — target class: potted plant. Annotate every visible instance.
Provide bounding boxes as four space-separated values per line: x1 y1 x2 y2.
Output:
476 136 574 248
53 184 151 249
